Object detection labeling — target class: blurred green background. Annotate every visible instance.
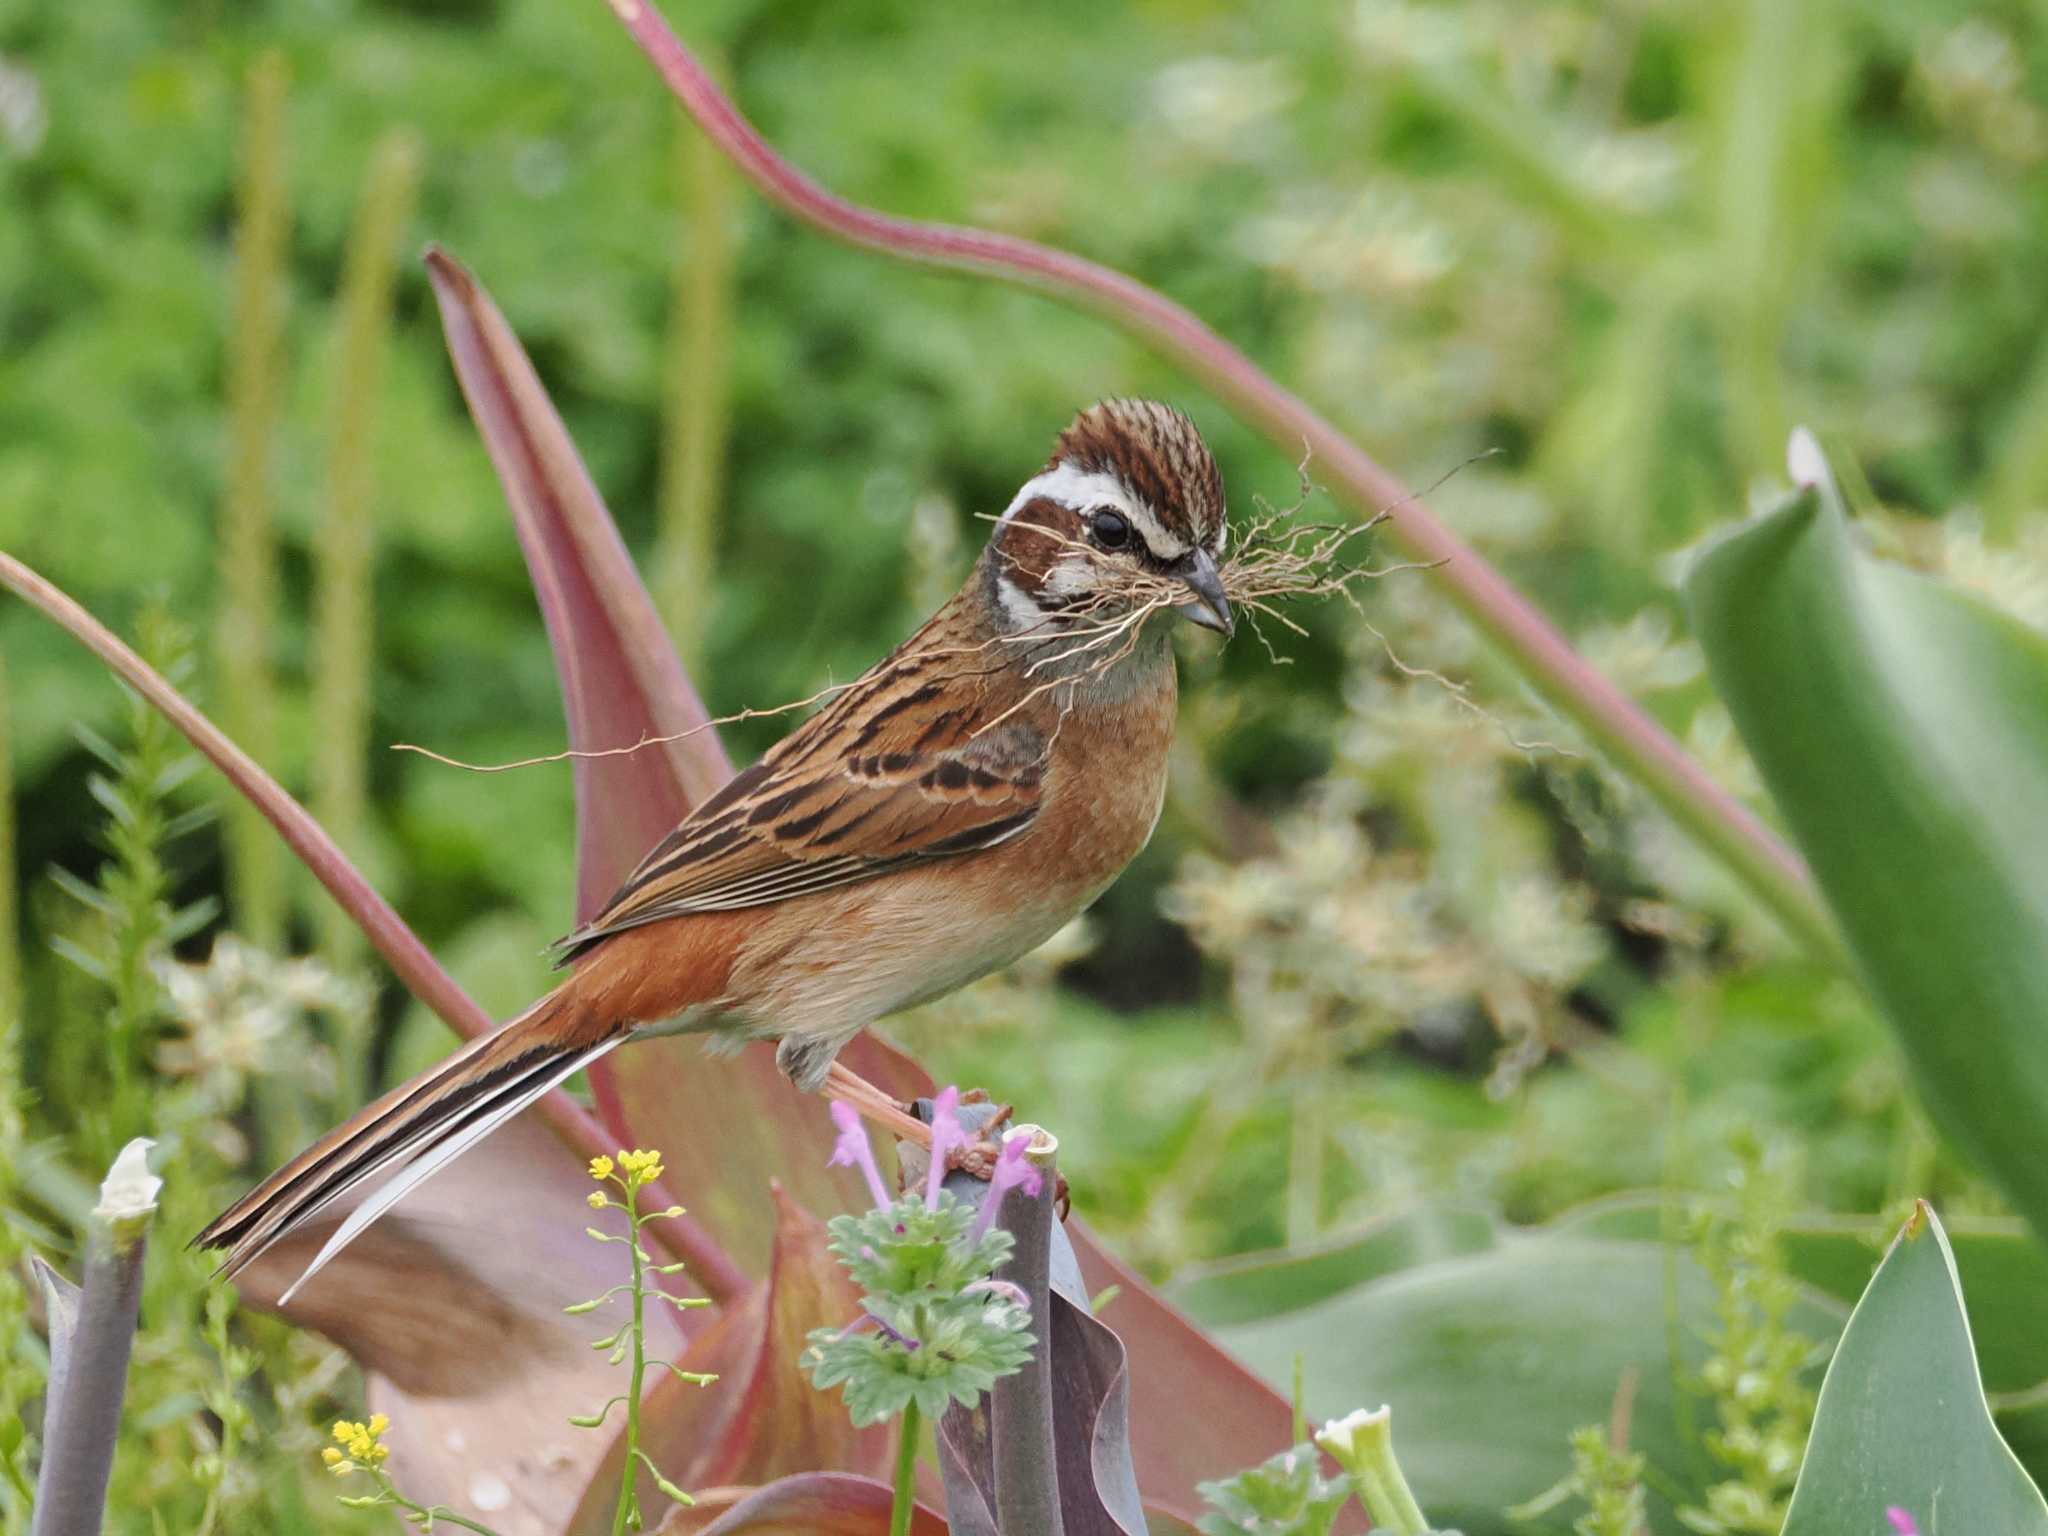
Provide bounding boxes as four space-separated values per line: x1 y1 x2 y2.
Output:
4 0 2048 1523
9 0 2048 1241
4 0 2048 1236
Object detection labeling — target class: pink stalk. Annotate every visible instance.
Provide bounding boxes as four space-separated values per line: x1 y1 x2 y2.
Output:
596 0 1841 964
0 552 747 1304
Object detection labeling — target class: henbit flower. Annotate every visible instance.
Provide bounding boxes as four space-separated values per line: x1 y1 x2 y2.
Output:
828 1102 892 1209
925 1086 965 1210
1886 1509 1919 1536
967 1131 1046 1244
588 1155 615 1180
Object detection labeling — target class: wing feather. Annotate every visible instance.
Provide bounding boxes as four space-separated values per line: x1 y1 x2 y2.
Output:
559 640 1046 958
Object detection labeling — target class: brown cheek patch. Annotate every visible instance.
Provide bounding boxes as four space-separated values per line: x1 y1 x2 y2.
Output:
995 496 1085 597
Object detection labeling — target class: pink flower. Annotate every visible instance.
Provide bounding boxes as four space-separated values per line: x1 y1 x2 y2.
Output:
1886 1508 1919 1536
968 1132 1045 1244
925 1086 966 1210
827 1102 891 1209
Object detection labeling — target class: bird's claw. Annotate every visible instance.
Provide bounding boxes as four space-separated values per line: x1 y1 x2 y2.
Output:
946 1102 1016 1180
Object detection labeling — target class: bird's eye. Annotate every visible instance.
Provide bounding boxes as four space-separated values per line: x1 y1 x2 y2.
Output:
1090 508 1131 550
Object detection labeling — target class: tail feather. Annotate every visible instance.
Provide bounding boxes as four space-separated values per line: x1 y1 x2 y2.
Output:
196 988 618 1296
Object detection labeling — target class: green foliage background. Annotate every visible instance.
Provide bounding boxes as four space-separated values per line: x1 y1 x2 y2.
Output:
4 0 2048 1529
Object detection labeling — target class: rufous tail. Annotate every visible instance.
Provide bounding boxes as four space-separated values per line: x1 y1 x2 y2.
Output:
194 984 623 1301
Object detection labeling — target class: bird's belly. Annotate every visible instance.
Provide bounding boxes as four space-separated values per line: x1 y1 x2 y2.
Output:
697 664 1175 1047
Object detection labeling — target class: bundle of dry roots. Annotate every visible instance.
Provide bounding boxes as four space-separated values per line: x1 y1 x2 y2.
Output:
397 483 1429 774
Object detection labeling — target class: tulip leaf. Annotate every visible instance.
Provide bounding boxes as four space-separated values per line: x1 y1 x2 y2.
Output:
1781 1202 2048 1535
274 1111 689 1526
1168 1204 1503 1327
1686 436 2048 1242
424 246 733 916
1208 1225 1845 1535
1552 1194 2048 1397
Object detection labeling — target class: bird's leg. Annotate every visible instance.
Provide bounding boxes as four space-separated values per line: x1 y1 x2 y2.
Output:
822 1060 933 1147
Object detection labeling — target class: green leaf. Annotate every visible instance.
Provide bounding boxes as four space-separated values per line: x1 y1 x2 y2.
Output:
1552 1195 2048 1397
1782 1202 2048 1534
1209 1230 1843 1535
1168 1203 1501 1327
1195 1444 1351 1536
1687 436 2048 1242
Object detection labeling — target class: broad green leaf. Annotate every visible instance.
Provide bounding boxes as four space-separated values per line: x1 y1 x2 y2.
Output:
1687 436 2048 1243
1212 1232 1844 1535
1782 1202 2048 1535
1167 1204 1502 1326
1553 1194 2048 1395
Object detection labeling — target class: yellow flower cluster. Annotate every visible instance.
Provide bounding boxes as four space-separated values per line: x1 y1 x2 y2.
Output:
589 1148 665 1185
618 1148 663 1179
322 1413 390 1476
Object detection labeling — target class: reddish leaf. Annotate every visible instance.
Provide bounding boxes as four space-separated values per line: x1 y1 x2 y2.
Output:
1068 1218 1294 1520
244 1112 689 1535
423 247 732 918
593 1033 931 1275
655 1475 947 1535
567 1186 891 1536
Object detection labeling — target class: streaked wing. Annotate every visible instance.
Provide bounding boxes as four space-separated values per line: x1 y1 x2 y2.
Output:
559 637 1045 957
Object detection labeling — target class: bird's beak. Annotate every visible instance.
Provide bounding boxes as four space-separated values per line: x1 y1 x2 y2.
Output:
1173 549 1234 636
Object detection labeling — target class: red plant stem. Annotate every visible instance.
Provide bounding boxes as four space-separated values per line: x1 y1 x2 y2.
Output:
599 0 1843 963
0 552 747 1304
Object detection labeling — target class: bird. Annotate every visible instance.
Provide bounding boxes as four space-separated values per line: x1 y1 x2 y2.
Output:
198 398 1232 1298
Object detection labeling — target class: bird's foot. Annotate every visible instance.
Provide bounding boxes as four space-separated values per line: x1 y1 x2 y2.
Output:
946 1100 1016 1181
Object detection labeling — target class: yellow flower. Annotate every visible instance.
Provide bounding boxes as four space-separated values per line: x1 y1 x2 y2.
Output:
588 1190 609 1210
327 1411 393 1471
588 1155 615 1181
617 1147 666 1181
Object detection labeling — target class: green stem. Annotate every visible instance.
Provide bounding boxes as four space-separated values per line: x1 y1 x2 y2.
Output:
219 48 290 951
890 1400 921 1536
614 1185 650 1536
313 128 420 982
379 1478 506 1536
1354 1465 1429 1536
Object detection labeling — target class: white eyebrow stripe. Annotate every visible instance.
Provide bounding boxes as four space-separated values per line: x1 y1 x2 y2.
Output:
998 464 1131 524
999 463 1189 560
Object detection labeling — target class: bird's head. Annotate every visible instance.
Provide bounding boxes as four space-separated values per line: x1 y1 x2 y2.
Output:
983 399 1232 640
